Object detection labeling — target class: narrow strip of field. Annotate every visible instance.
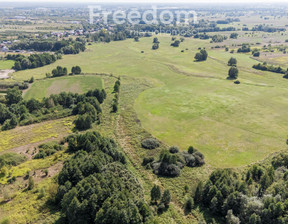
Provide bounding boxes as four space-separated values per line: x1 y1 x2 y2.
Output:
0 117 74 153
23 75 103 100
0 60 13 70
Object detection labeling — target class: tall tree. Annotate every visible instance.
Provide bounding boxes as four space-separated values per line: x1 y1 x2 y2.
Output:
5 87 22 105
228 57 237 66
160 190 171 207
228 66 239 79
150 185 161 203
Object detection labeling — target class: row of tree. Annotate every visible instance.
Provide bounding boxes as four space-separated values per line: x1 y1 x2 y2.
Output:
48 65 82 78
6 53 61 71
9 39 86 55
0 87 106 131
253 62 287 75
111 79 120 112
152 37 160 50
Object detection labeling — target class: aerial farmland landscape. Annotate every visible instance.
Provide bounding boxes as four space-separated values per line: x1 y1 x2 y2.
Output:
0 0 288 223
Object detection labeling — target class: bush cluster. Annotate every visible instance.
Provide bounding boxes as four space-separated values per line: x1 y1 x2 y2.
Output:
0 87 106 131
143 146 205 177
33 142 63 159
141 138 160 150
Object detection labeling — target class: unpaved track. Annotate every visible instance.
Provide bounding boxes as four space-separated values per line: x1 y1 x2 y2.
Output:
0 69 14 79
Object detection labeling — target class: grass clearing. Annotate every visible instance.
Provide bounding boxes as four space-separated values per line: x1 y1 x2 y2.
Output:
0 60 13 70
0 116 74 153
0 177 61 224
24 75 103 100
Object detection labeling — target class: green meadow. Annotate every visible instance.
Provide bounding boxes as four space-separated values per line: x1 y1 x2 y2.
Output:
0 60 14 70
14 35 288 168
24 75 103 100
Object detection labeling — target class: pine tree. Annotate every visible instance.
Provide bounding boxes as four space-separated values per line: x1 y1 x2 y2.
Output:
184 197 194 213
150 185 161 203
194 181 203 203
160 190 171 207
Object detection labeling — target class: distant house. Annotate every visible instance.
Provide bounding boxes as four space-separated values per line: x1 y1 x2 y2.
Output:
1 46 9 52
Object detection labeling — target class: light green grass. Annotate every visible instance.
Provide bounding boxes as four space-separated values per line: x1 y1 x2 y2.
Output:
0 116 74 153
13 35 288 167
0 60 14 70
24 75 103 100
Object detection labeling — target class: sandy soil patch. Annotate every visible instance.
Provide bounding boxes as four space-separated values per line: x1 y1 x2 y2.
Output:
0 69 15 79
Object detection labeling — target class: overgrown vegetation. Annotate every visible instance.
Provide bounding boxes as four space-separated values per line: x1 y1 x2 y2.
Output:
0 87 106 131
144 146 205 177
0 152 27 168
111 79 120 112
55 131 152 223
194 152 288 223
253 62 287 77
33 141 63 159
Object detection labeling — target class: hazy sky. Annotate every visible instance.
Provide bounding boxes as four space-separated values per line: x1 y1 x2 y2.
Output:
0 0 287 3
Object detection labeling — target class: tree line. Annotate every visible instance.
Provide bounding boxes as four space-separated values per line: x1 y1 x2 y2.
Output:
253 62 287 77
111 79 120 112
0 87 106 131
9 39 86 55
45 65 82 78
6 53 61 71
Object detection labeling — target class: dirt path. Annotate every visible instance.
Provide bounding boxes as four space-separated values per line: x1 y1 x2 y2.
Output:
32 161 63 183
0 69 14 79
0 138 58 159
165 62 224 80
116 115 163 186
115 115 188 220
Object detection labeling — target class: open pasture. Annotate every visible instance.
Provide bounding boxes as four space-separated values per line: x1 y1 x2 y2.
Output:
24 75 103 100
13 35 288 167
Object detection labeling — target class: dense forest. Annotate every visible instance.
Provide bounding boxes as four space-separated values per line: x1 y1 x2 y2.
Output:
194 153 288 224
54 131 152 224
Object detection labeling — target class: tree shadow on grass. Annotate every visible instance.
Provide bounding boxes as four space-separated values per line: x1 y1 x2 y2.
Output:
194 204 225 224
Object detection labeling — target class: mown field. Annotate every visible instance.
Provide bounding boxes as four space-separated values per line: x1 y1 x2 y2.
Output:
0 60 13 70
13 35 288 168
23 75 103 100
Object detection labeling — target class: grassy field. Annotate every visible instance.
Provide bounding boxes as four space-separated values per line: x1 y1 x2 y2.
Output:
0 116 74 153
24 75 103 100
0 60 14 70
12 35 288 168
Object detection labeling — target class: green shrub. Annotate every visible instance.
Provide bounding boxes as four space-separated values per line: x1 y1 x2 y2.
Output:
33 142 63 159
142 157 154 166
28 176 34 190
169 146 179 154
1 217 11 224
141 138 160 149
184 197 194 213
0 153 27 168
